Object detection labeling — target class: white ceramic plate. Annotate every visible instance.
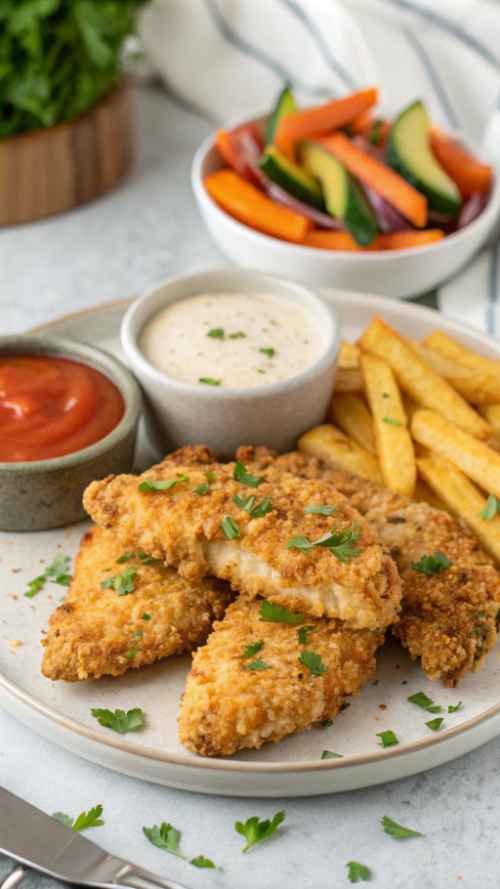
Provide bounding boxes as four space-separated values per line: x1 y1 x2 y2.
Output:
2 292 500 799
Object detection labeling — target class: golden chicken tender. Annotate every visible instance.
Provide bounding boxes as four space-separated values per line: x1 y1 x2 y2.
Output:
236 446 500 687
42 526 232 681
179 595 383 756
84 459 400 630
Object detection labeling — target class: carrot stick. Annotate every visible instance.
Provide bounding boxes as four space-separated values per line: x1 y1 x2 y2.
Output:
350 112 390 145
430 129 492 197
275 87 378 158
204 170 311 243
304 230 361 251
216 129 239 169
318 132 427 227
304 228 444 251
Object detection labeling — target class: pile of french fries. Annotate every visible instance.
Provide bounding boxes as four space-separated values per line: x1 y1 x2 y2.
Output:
299 316 500 563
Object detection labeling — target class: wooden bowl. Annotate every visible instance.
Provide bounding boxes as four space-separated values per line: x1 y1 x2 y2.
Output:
0 82 133 226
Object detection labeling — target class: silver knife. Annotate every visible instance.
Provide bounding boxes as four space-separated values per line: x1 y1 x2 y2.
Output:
0 787 190 889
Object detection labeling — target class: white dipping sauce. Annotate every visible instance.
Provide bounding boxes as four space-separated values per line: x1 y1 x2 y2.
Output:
140 292 325 388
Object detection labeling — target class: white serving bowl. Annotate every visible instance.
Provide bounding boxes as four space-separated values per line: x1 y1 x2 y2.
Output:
121 267 339 458
192 116 500 301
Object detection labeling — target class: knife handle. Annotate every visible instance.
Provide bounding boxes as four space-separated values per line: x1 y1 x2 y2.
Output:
1 866 25 889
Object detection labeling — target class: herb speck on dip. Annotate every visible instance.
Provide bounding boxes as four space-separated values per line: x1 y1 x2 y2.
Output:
139 292 325 388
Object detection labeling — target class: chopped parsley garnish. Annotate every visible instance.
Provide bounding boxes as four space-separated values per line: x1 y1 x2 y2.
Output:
233 461 262 487
116 550 160 566
126 647 139 660
407 691 442 713
321 750 342 759
116 550 134 563
297 625 314 645
25 553 72 598
448 701 463 713
377 730 399 748
382 416 403 426
91 707 145 733
245 659 271 671
233 494 272 518
381 816 423 839
229 331 246 339
101 568 137 596
287 525 361 563
303 504 337 516
411 551 452 575
299 650 327 676
142 612 152 621
53 805 104 832
199 377 221 386
242 641 264 659
194 483 210 496
221 515 240 539
320 718 334 728
190 855 215 868
480 494 500 521
143 822 183 857
346 860 371 883
259 600 304 625
205 470 217 483
235 811 285 853
259 347 276 358
426 717 444 731
138 475 189 493
207 327 225 339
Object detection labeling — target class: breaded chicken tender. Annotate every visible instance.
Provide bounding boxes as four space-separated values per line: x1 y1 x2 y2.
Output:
84 460 400 630
237 446 500 686
42 526 232 681
179 595 383 756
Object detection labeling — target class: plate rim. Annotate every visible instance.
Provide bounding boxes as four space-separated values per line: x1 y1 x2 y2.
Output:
2 287 500 777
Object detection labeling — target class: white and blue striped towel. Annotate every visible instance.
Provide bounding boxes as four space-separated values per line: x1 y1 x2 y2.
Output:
141 0 500 334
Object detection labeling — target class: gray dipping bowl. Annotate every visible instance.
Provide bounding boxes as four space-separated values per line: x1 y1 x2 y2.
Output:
0 335 142 531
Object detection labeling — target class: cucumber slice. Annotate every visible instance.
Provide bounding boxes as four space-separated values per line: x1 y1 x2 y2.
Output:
260 145 324 209
387 100 461 216
300 141 378 246
265 84 296 145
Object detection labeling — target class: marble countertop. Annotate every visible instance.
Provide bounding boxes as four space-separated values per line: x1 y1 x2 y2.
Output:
0 86 498 889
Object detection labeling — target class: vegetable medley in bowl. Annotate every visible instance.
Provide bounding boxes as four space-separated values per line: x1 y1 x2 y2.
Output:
203 86 493 252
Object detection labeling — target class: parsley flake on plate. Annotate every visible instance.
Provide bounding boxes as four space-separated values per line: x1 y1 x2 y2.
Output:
91 707 145 734
407 691 442 713
382 416 404 426
101 568 137 596
321 750 342 759
377 730 399 748
190 855 216 868
411 551 452 575
53 805 104 832
346 860 371 883
320 718 334 728
259 600 304 625
287 525 361 563
207 327 225 339
303 504 337 516
381 815 423 839
426 717 444 731
25 554 72 598
480 494 500 521
448 701 463 713
198 377 222 386
221 515 240 540
297 625 314 645
143 822 183 857
299 650 327 676
233 461 262 488
242 641 264 659
229 331 246 339
235 811 285 853
259 347 276 358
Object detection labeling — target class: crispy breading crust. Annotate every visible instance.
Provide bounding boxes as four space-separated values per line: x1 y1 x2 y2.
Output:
179 595 383 756
84 460 401 630
237 446 500 686
41 526 232 681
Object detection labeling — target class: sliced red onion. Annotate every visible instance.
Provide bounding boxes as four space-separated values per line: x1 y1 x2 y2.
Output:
362 183 409 233
457 192 487 229
263 177 344 229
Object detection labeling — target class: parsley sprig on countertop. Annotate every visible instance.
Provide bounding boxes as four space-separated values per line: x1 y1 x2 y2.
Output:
91 707 145 734
382 815 423 839
347 860 371 882
53 805 104 832
143 821 215 868
235 811 285 853
25 553 72 598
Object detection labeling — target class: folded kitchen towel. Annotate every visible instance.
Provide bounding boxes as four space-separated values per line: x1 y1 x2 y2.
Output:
141 0 500 333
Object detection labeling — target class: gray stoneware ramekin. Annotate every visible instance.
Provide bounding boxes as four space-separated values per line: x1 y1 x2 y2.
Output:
121 268 339 458
0 335 142 531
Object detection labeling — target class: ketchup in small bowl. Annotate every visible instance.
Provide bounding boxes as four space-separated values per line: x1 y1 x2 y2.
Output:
0 355 125 462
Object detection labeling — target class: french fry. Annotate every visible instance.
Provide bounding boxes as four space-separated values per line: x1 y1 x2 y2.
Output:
338 340 361 369
417 452 500 563
413 478 450 512
410 340 500 405
424 329 500 380
361 353 416 496
359 317 490 439
298 423 383 483
412 409 500 497
334 367 364 393
479 404 500 432
330 393 376 454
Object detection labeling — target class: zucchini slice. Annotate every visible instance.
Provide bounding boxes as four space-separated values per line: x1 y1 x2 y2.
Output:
265 84 297 145
260 145 324 209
